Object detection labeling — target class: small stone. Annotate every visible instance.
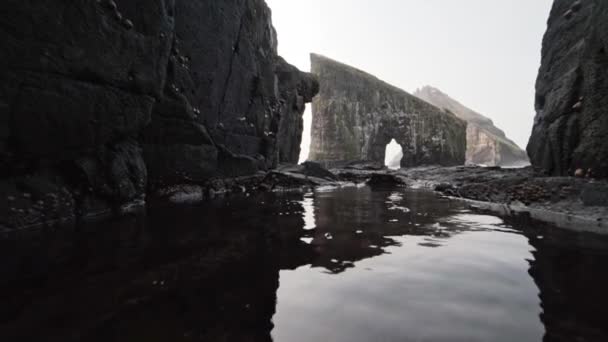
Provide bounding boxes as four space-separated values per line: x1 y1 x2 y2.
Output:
105 0 117 11
574 168 585 177
115 11 122 21
572 101 583 111
572 0 582 12
7 196 15 201
123 19 133 30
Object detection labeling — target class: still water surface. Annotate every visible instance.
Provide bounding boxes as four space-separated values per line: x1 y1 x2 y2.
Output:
1 186 608 341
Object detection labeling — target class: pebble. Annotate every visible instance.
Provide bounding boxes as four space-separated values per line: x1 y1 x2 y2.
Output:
106 0 117 11
123 19 133 30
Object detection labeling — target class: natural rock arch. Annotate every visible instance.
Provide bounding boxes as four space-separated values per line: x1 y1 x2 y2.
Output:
308 54 467 168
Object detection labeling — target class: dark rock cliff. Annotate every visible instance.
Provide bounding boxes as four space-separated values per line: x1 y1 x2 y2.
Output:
414 86 530 167
308 54 466 168
0 0 317 229
528 0 608 177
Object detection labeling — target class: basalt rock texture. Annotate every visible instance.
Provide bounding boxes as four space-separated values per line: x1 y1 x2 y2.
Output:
308 54 466 168
0 0 317 229
414 86 529 167
528 0 608 177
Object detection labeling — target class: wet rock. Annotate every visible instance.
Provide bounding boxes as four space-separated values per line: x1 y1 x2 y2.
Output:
308 54 466 168
367 174 406 187
296 162 339 181
581 183 608 206
260 172 317 191
414 86 529 167
344 161 387 171
434 183 456 195
528 0 608 178
262 162 340 190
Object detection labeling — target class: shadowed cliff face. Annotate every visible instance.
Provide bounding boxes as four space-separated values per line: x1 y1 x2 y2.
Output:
0 0 317 229
528 0 608 177
414 86 530 167
308 54 466 168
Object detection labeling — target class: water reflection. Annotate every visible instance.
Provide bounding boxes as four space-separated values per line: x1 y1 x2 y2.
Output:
0 187 607 341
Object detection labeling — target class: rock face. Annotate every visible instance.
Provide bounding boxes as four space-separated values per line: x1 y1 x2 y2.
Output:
308 54 466 168
414 86 530 167
0 0 317 229
528 0 608 177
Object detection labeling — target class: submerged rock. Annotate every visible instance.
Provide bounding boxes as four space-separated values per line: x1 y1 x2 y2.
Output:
414 86 529 167
527 0 608 178
308 54 466 168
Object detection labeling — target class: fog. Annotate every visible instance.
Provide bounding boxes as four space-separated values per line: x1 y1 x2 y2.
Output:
265 0 553 163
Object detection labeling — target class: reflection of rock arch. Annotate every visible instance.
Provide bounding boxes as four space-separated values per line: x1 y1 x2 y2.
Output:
308 54 467 168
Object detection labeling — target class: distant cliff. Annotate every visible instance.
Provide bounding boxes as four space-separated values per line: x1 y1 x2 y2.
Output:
528 0 608 178
414 86 529 167
308 54 466 168
0 0 317 228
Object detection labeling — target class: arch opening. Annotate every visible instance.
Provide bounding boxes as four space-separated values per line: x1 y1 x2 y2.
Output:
384 139 403 170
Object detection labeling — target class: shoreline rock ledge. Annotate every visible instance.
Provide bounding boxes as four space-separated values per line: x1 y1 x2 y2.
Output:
307 54 467 168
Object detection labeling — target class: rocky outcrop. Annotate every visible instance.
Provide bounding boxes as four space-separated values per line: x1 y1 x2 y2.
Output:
0 0 317 229
275 57 320 164
528 0 608 177
414 86 529 167
308 54 466 168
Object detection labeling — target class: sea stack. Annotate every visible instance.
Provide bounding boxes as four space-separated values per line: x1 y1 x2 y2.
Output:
308 54 466 168
414 86 529 167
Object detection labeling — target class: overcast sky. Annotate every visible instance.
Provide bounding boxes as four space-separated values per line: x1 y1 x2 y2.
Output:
265 0 553 163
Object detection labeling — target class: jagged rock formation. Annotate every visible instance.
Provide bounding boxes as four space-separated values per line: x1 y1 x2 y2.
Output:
0 0 317 228
528 0 608 177
414 86 529 167
308 54 466 168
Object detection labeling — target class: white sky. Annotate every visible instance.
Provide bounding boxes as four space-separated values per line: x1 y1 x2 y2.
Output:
265 0 553 163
